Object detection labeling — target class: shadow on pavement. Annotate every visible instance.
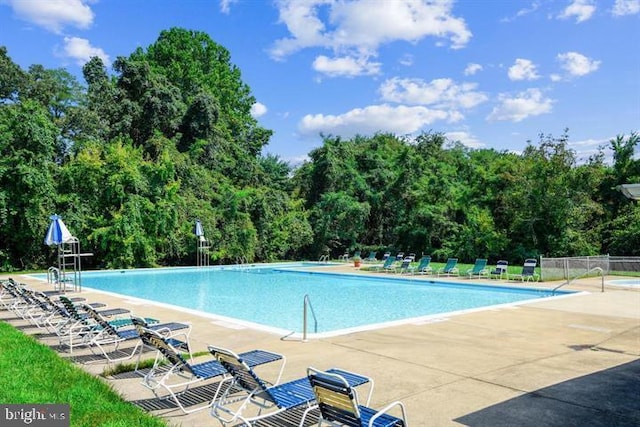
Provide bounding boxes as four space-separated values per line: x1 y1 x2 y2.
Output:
455 358 640 427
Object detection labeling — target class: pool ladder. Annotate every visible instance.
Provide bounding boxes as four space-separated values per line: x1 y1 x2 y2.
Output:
318 254 330 263
302 294 318 342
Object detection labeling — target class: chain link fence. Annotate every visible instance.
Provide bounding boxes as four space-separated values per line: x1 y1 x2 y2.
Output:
540 255 640 281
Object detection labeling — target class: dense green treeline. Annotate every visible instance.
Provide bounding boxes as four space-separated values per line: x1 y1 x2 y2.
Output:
0 28 638 271
294 131 639 262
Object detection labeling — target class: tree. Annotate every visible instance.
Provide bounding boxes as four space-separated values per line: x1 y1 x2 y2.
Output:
128 28 272 156
0 46 26 103
0 100 57 269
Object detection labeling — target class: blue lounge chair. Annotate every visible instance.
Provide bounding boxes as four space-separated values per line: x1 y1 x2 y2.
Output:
138 328 284 414
208 346 372 426
364 251 378 262
489 260 508 280
57 296 132 353
394 258 413 274
437 258 459 277
465 258 489 279
408 256 432 275
371 256 396 272
81 304 191 364
509 258 539 282
307 367 408 427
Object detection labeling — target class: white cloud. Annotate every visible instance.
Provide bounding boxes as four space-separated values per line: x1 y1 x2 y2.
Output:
379 77 488 110
270 0 472 62
501 1 541 22
312 55 381 77
61 36 109 66
487 88 553 122
445 131 485 148
298 104 454 138
285 154 310 167
612 0 640 16
569 137 614 163
464 63 483 76
399 54 414 67
250 102 267 118
557 51 600 77
6 0 94 33
508 58 540 81
558 0 596 23
219 0 238 14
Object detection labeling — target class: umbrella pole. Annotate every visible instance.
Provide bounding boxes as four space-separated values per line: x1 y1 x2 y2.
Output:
57 244 62 293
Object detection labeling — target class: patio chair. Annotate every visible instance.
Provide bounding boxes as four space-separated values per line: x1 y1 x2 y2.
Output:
307 367 408 427
364 251 378 262
464 258 489 279
436 258 459 277
0 279 20 310
56 296 132 350
408 256 432 275
489 260 508 280
80 305 191 364
139 329 284 414
509 259 539 282
371 257 396 272
208 345 372 427
394 258 413 274
130 315 192 371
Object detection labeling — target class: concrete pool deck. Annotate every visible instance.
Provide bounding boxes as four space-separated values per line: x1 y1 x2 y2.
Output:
2 265 639 426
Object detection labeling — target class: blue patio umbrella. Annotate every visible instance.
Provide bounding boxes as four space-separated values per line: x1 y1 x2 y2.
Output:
44 214 74 285
44 214 73 246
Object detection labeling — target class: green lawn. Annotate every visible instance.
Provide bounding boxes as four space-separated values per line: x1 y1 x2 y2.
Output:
0 322 166 427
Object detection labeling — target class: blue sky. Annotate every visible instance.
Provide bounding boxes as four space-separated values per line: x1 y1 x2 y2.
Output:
1 0 638 164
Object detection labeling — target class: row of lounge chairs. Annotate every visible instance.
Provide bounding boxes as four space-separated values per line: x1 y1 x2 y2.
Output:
367 257 539 281
1 278 409 426
342 251 417 263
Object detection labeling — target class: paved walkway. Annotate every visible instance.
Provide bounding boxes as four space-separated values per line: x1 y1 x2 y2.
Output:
2 266 639 426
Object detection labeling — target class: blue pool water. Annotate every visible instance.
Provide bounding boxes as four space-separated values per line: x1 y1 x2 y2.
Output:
607 278 640 286
33 264 570 336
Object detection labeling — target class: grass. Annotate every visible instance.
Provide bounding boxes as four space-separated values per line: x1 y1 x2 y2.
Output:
0 322 167 427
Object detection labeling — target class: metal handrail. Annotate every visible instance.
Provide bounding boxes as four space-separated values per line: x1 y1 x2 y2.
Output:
302 294 318 342
553 267 604 294
318 254 329 263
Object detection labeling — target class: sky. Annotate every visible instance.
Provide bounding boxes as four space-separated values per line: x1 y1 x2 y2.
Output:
0 0 638 165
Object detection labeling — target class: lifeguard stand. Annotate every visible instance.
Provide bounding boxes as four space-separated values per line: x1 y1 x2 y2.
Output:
48 236 92 292
197 235 210 267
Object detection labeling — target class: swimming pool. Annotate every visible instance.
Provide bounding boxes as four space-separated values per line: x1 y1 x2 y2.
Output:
32 264 574 337
607 278 640 286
